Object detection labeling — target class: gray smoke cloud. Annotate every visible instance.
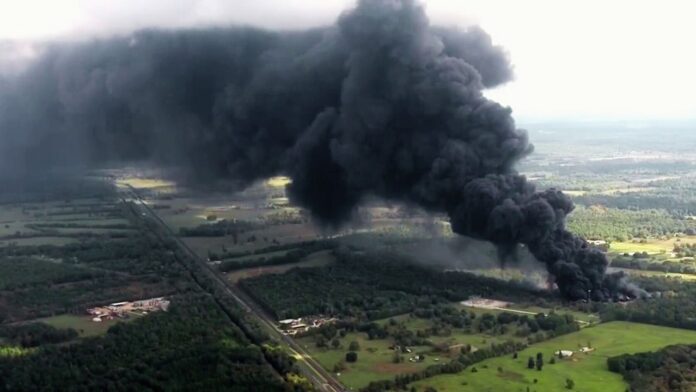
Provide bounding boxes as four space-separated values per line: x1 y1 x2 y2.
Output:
0 0 635 300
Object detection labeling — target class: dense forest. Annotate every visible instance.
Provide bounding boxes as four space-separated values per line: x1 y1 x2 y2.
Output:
608 344 696 392
567 205 695 240
0 322 78 347
0 295 291 392
599 277 696 331
0 234 189 322
241 248 547 320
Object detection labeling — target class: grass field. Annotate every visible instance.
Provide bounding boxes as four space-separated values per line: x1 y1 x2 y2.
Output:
301 309 532 390
37 314 123 337
298 332 434 390
609 236 696 256
412 321 696 392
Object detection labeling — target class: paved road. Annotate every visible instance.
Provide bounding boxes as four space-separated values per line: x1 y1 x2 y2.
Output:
123 186 345 392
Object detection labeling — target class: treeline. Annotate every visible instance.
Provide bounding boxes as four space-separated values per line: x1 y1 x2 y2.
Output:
573 193 696 217
608 344 696 392
27 222 133 230
611 255 696 275
0 229 132 241
219 240 337 272
179 219 260 237
0 322 78 347
209 240 324 261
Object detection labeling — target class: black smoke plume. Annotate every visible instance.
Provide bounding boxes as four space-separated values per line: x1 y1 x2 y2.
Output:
0 0 634 300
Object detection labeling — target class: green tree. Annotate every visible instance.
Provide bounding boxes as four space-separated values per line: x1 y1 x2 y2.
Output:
346 351 358 363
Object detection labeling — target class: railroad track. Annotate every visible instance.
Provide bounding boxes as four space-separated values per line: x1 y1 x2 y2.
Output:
123 185 345 392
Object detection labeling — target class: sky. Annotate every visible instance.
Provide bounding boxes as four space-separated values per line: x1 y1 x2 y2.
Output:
0 0 694 122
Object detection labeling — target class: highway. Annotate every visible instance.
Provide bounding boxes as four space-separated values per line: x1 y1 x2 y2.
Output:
123 185 346 392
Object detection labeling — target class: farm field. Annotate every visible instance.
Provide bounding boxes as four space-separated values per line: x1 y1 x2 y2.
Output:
183 222 320 257
222 248 294 262
0 197 135 247
412 321 696 392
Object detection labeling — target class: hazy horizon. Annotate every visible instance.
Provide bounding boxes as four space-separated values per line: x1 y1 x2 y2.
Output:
2 0 695 123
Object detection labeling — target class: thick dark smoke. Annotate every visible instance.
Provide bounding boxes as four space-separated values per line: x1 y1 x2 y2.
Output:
0 0 635 300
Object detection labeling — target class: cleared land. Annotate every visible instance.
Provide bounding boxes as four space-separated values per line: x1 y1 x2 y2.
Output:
38 314 123 337
609 236 696 256
412 321 696 392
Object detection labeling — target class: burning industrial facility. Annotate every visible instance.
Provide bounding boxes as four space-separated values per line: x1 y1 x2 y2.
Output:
0 0 638 300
